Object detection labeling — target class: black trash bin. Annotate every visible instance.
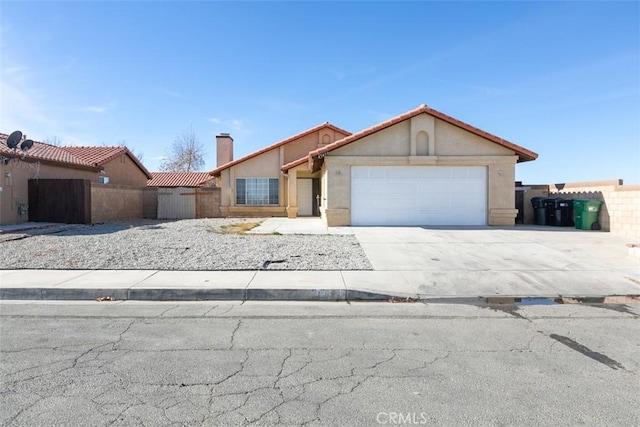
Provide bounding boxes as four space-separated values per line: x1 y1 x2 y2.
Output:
531 197 547 225
544 197 558 226
545 198 574 226
556 199 574 226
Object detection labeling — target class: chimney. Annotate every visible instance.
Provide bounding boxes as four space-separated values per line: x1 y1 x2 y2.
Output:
216 133 233 167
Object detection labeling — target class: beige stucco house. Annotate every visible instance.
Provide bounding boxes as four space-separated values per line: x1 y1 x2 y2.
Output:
210 105 538 226
210 124 351 218
0 133 151 225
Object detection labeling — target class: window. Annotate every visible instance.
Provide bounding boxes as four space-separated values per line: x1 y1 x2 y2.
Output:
236 178 279 205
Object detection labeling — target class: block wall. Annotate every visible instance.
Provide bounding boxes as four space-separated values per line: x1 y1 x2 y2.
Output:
90 183 144 223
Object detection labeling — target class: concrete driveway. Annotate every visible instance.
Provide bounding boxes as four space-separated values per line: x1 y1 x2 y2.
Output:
351 225 640 297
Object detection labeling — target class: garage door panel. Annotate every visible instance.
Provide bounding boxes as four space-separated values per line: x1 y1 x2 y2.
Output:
386 167 417 179
351 166 487 226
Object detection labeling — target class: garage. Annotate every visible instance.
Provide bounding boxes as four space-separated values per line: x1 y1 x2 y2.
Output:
351 166 487 226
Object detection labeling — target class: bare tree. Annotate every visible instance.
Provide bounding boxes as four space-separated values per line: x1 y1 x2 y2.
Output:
120 140 144 163
160 127 205 172
133 149 144 163
101 139 145 162
44 136 62 146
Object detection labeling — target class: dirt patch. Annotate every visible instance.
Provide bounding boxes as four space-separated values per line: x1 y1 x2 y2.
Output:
216 222 262 234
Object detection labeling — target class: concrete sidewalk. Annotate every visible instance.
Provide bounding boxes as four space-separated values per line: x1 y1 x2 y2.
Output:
2 220 639 302
1 268 639 302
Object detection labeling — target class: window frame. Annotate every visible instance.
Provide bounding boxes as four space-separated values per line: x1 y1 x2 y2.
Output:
235 177 279 206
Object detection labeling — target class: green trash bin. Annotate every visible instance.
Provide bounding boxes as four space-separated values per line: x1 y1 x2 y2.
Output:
573 200 602 230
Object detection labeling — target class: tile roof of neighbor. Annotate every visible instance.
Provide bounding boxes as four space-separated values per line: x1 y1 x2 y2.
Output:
0 133 152 178
281 104 539 172
209 122 351 177
0 133 100 171
63 146 152 179
147 172 213 187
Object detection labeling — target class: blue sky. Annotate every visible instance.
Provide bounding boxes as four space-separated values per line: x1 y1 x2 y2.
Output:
1 1 638 184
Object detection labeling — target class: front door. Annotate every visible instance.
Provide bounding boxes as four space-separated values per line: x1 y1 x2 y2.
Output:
297 179 313 216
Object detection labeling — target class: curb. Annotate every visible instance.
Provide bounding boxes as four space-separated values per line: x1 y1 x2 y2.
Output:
1 287 639 304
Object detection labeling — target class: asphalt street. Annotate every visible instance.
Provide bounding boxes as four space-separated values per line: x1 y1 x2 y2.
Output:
1 301 639 426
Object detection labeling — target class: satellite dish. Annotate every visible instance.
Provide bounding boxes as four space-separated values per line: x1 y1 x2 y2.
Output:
6 131 22 149
20 139 34 152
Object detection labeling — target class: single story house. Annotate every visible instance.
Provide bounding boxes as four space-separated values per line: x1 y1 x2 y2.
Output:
0 133 151 225
210 105 538 227
63 146 151 187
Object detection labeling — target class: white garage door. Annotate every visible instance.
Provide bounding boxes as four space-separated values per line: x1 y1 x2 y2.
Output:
351 166 487 226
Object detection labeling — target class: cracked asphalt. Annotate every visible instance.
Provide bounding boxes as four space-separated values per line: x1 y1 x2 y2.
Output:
1 301 639 426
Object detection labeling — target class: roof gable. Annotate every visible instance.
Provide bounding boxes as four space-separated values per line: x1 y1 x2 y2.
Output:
147 172 213 187
210 122 350 177
62 146 152 179
307 105 537 164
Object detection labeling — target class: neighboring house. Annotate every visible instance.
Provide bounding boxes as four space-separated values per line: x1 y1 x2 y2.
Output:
63 146 152 187
210 104 538 226
0 133 151 225
147 172 219 219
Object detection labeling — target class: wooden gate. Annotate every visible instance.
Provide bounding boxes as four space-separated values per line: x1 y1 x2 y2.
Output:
157 187 196 219
28 179 91 224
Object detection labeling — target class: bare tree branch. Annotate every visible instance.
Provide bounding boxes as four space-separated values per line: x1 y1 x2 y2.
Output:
44 136 62 146
160 127 205 172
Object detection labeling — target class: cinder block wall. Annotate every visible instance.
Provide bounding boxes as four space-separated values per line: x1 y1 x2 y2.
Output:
518 185 550 224
142 187 158 219
91 183 143 223
549 180 640 239
197 188 221 218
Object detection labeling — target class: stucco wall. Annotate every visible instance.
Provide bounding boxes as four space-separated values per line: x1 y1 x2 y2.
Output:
333 122 412 157
322 113 520 226
0 161 97 225
283 133 319 165
434 120 513 156
517 185 550 224
101 154 149 187
219 128 349 213
221 149 282 209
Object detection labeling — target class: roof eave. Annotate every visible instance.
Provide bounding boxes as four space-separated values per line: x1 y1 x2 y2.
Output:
124 150 153 179
310 105 538 164
209 122 351 176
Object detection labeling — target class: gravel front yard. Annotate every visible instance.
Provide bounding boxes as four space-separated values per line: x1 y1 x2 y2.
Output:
0 219 372 271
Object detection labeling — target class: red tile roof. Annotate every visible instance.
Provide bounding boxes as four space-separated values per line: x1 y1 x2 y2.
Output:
281 156 310 172
0 133 100 171
316 105 537 162
0 133 152 178
209 123 351 177
147 172 213 187
282 105 538 172
63 146 152 179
